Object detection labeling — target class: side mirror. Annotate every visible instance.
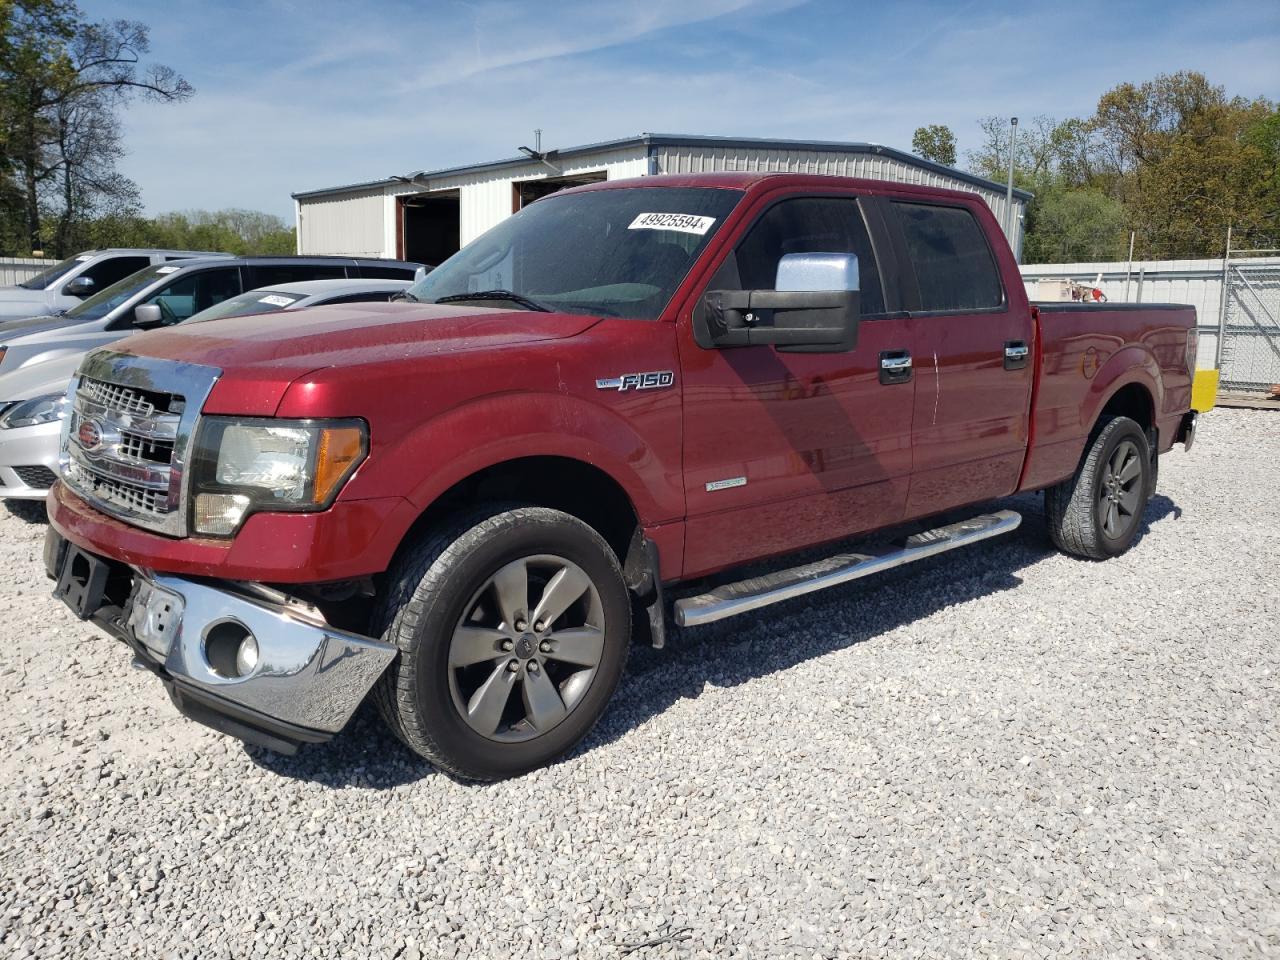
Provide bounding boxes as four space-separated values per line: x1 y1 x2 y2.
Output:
133 303 163 328
413 265 433 283
698 253 860 353
65 276 95 297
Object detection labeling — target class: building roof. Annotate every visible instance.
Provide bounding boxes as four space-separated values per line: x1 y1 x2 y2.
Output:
292 133 1034 202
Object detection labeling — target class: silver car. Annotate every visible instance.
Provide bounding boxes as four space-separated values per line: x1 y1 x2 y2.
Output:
0 248 229 321
0 277 410 501
0 254 421 376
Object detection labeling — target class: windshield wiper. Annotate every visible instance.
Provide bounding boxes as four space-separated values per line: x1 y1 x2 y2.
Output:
433 289 550 312
392 289 420 303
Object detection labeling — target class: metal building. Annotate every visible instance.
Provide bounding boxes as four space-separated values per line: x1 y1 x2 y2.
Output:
293 133 1032 265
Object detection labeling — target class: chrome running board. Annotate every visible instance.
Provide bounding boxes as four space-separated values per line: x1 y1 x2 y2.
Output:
673 510 1022 627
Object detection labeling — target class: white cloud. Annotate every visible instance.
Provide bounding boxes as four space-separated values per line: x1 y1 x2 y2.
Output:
84 0 1278 219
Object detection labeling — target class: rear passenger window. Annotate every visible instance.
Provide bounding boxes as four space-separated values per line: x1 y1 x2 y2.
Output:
893 202 1003 312
357 265 416 280
245 264 346 287
729 197 885 315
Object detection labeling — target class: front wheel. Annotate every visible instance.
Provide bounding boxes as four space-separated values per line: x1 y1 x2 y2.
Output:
1045 415 1151 560
373 506 631 781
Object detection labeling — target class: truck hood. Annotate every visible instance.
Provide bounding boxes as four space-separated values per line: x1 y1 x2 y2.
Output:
0 287 53 320
0 352 78 403
107 301 602 415
0 312 88 343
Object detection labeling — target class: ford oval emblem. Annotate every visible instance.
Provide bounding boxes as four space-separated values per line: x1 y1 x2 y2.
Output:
77 419 103 451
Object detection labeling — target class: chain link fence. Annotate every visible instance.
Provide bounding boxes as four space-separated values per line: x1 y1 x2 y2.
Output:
1219 256 1280 392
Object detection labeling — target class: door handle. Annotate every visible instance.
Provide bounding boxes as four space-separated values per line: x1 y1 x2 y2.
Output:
1004 341 1029 371
879 350 912 385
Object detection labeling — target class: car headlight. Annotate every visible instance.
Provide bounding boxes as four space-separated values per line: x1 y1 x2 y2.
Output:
190 417 368 536
0 392 70 429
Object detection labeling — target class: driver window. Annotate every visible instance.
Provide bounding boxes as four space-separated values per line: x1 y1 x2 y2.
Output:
143 267 242 325
719 197 885 315
72 256 149 296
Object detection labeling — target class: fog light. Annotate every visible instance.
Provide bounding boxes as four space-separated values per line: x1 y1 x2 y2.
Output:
194 492 251 536
203 620 257 678
235 634 259 675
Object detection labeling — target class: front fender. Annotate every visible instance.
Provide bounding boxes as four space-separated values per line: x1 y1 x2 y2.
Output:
355 390 683 527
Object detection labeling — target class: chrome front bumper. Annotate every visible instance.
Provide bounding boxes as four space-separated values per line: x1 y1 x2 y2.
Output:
132 575 398 735
47 530 398 751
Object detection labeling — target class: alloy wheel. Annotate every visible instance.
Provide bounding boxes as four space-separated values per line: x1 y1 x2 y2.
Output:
1098 439 1144 539
447 554 606 743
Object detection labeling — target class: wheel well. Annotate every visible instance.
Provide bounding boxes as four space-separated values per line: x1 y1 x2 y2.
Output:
1099 382 1154 435
399 456 640 563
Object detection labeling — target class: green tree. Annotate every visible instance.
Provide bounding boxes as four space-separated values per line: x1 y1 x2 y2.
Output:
1089 71 1275 256
94 208 296 255
1022 187 1127 263
0 1 191 256
911 124 957 166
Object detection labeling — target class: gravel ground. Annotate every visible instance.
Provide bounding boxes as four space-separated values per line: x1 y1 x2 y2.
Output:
1 408 1277 960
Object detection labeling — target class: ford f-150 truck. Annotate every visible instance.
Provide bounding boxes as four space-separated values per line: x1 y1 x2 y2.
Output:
43 173 1209 781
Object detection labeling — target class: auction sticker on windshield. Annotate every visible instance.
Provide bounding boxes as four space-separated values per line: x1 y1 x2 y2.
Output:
258 295 298 307
628 213 716 236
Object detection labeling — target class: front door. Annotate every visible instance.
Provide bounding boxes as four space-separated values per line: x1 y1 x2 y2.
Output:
677 192 917 578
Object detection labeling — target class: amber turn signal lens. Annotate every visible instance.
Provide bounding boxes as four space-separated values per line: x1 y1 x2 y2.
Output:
312 426 366 504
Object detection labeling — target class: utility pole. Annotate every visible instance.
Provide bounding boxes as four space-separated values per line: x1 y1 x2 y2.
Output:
1123 231 1135 301
1004 117 1018 242
1215 224 1232 369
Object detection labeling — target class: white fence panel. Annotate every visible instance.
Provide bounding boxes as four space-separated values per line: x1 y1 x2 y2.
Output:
1021 257 1280 371
0 257 49 286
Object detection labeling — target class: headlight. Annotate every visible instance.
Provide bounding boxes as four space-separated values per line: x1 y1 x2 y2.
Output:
0 392 70 429
190 417 368 536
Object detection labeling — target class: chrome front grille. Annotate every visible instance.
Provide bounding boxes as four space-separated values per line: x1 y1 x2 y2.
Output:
65 458 168 514
78 377 165 418
59 350 220 537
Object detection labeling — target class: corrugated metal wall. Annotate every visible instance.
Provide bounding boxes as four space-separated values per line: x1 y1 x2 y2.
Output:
295 187 386 257
298 143 1026 258
655 145 1025 255
421 147 649 245
0 257 49 286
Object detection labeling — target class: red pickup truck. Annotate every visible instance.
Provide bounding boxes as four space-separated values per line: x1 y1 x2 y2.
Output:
44 173 1204 780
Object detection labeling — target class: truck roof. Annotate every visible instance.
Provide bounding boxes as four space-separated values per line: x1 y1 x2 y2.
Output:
557 171 1005 206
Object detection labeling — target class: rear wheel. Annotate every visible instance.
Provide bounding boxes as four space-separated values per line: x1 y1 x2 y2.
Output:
373 506 631 781
1045 415 1151 560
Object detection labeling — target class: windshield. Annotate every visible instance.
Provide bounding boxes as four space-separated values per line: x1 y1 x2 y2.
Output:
64 263 176 322
17 253 94 290
184 289 303 323
405 186 742 320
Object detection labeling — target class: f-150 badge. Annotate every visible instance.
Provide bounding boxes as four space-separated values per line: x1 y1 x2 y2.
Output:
595 371 675 392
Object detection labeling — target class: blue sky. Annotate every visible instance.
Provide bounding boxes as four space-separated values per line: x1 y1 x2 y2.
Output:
80 0 1280 221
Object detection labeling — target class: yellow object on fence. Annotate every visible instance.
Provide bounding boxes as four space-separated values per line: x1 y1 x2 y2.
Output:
1192 369 1219 412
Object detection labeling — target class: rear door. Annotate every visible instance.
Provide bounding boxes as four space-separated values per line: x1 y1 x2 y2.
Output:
887 198 1034 517
677 191 916 577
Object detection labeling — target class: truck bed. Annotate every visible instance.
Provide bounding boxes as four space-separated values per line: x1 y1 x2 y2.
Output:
1020 302 1197 492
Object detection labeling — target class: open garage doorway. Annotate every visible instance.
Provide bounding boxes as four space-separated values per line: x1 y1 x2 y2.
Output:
512 172 608 211
398 192 460 267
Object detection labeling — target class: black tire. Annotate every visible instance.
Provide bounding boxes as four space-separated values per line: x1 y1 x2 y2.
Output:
372 505 631 781
1045 415 1151 560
